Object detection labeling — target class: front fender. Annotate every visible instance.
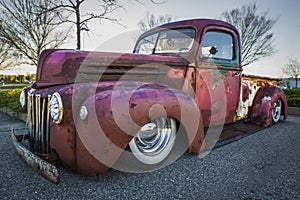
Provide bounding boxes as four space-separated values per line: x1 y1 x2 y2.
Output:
251 86 288 127
75 84 204 175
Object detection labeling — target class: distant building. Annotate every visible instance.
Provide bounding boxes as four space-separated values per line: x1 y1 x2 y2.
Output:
280 77 300 89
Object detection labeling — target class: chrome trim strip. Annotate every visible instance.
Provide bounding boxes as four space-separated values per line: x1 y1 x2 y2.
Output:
35 94 41 150
27 92 33 147
46 95 51 153
27 92 51 153
78 69 166 75
41 98 46 152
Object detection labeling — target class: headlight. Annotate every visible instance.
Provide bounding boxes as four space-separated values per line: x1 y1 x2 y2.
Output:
50 92 63 124
19 90 26 108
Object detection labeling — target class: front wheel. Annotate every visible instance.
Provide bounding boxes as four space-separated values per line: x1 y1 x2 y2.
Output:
129 117 177 165
272 98 282 123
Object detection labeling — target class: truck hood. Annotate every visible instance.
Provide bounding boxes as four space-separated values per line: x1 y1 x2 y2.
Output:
35 49 189 89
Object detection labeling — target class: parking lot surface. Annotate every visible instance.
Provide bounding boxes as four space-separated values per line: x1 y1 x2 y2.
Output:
0 113 299 199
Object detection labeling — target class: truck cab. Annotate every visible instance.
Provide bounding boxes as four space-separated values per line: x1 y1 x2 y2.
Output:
134 19 242 125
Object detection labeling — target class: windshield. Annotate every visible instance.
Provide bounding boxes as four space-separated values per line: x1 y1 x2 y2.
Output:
134 28 196 54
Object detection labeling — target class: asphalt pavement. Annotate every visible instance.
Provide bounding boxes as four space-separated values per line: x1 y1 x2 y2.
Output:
0 113 299 199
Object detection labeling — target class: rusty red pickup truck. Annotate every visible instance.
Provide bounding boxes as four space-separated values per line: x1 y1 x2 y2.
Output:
12 19 288 184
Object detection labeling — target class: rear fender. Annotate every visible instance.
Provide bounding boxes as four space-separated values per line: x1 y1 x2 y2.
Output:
75 84 204 175
250 86 288 127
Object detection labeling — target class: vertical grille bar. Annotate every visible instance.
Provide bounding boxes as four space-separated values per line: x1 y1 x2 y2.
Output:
35 94 41 151
27 92 33 149
46 95 51 153
41 98 46 153
30 92 34 149
27 92 51 154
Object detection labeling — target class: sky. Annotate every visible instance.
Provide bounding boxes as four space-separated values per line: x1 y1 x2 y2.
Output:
80 0 300 78
1 0 299 78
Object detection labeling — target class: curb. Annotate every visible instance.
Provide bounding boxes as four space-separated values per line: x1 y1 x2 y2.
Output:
0 107 27 123
288 107 300 116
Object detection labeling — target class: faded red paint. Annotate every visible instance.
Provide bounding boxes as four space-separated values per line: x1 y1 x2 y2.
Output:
35 50 188 89
14 19 288 181
251 86 288 127
73 83 202 174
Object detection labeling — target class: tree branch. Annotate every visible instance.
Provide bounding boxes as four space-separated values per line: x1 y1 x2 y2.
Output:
220 3 278 66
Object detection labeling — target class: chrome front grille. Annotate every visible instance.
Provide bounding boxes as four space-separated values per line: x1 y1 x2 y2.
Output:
27 90 51 153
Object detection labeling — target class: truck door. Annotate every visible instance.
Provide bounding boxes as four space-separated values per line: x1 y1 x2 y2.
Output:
195 27 242 126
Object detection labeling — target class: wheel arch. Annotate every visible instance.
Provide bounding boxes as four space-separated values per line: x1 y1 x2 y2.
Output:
250 85 288 127
74 84 205 175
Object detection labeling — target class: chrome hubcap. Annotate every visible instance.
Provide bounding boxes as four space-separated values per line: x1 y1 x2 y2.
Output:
134 117 176 156
272 99 282 123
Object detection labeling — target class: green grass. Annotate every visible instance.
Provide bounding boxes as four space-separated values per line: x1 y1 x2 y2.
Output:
0 87 299 114
283 89 300 107
0 88 24 112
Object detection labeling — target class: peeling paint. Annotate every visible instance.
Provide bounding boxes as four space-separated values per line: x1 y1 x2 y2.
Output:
13 19 288 181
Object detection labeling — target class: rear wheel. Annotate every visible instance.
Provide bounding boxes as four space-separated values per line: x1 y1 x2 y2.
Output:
272 98 282 123
129 117 177 165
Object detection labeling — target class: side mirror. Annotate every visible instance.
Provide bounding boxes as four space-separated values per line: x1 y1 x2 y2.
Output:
201 46 218 58
209 46 218 55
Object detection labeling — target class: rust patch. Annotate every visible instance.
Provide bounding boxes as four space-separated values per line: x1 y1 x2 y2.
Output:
11 129 60 184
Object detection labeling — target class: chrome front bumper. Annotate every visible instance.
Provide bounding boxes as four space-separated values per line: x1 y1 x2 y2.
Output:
11 128 60 184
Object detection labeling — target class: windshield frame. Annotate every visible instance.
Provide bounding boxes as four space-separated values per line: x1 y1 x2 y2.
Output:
134 27 196 55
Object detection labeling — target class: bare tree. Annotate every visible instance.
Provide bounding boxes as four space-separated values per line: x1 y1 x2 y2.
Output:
282 59 300 88
220 3 278 66
138 12 173 32
43 0 167 50
42 0 125 50
0 0 70 65
0 43 13 70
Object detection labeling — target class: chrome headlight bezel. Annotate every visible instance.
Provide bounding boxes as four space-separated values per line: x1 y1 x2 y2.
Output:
19 90 26 108
50 92 63 124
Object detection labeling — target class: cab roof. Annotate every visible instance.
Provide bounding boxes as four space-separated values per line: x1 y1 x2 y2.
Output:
138 18 238 39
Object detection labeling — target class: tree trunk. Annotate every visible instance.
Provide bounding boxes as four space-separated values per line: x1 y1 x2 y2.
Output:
76 1 81 50
76 24 81 50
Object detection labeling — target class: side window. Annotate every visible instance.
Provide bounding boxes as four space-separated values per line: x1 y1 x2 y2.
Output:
135 33 159 54
202 31 234 60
